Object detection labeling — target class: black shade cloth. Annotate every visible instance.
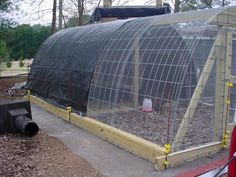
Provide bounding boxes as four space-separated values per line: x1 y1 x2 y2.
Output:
26 20 129 112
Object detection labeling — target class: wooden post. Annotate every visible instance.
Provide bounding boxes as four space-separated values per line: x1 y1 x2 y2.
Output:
214 33 226 140
172 30 224 151
225 31 232 101
214 30 232 140
231 75 236 83
224 31 233 127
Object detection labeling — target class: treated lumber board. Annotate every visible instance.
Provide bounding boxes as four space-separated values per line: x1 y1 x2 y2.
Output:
71 113 164 152
27 95 69 121
227 123 236 132
70 113 165 161
231 75 236 83
210 7 236 27
214 31 232 140
214 33 226 140
155 142 223 171
92 125 161 159
223 31 233 133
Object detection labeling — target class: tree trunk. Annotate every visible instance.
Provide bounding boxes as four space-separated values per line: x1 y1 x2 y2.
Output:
59 0 63 29
174 0 180 12
222 0 225 7
0 61 1 77
78 0 83 26
51 0 57 33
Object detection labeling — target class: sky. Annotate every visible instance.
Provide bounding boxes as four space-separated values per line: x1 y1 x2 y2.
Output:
12 0 169 25
5 0 236 26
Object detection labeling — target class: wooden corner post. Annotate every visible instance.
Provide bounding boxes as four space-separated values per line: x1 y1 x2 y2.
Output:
214 29 233 141
214 30 227 141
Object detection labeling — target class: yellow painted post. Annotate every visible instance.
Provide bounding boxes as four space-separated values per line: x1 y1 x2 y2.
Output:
27 90 31 101
221 130 229 148
66 106 72 122
163 143 171 169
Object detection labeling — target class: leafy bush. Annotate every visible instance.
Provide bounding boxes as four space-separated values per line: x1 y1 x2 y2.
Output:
19 60 24 67
6 61 12 68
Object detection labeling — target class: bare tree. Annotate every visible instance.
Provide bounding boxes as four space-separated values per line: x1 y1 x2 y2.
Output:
62 0 99 26
62 0 139 27
174 0 180 12
114 0 131 6
69 0 84 26
59 0 63 29
144 0 155 5
51 0 57 33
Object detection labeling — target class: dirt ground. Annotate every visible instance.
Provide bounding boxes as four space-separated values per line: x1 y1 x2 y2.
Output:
0 75 104 177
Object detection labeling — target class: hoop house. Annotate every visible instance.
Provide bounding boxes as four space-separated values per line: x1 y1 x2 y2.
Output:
27 6 236 154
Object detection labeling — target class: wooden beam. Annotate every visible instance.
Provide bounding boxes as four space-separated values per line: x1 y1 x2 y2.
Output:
155 142 223 171
70 113 165 162
225 31 232 84
172 30 223 150
214 30 233 140
214 33 226 140
230 76 236 83
227 123 236 132
210 7 236 28
27 95 69 122
224 31 233 131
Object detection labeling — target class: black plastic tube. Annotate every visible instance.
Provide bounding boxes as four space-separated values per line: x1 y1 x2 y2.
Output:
14 115 39 137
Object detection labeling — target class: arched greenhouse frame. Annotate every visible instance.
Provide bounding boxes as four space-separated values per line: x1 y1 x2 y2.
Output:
26 6 236 169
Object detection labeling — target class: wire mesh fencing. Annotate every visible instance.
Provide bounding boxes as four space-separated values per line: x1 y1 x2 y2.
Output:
87 9 236 152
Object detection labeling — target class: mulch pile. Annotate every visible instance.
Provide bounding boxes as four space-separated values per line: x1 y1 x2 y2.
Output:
0 131 103 177
0 75 104 177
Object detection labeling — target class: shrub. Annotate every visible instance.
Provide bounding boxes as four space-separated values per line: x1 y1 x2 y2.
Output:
6 61 12 68
19 60 24 68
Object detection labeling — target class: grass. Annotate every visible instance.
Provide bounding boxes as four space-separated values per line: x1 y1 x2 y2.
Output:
0 60 31 76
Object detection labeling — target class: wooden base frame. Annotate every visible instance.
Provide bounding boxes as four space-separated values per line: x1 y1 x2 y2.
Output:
26 95 234 171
